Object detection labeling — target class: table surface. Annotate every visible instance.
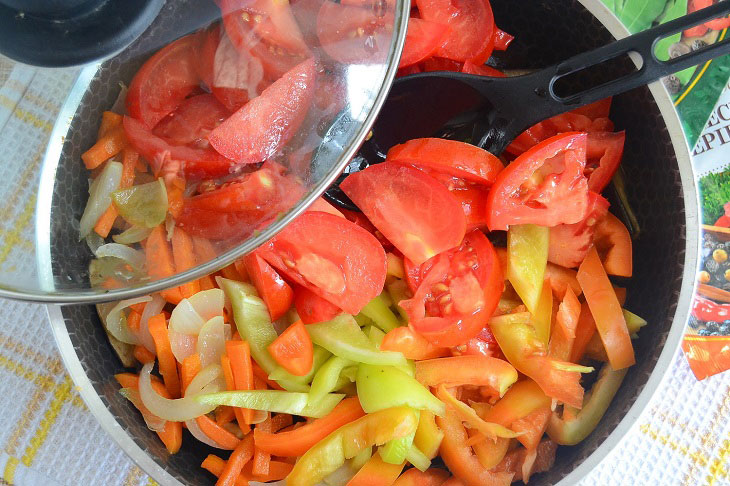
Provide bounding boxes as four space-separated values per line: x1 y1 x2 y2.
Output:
1 49 730 486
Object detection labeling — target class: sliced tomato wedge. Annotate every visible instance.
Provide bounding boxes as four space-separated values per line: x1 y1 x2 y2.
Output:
428 172 491 231
208 58 316 164
126 32 202 130
585 131 625 192
257 211 387 315
399 18 448 68
123 116 236 180
400 230 503 347
486 132 590 231
221 0 309 54
493 27 514 51
316 1 394 64
153 94 229 146
243 253 294 321
461 61 505 77
416 0 495 63
341 163 466 265
386 138 503 185
293 284 342 324
339 208 393 250
420 56 463 72
548 191 609 268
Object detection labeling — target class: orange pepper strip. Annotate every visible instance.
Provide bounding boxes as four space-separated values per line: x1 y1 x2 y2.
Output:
380 326 450 360
253 397 365 457
216 434 255 486
544 262 582 300
82 125 126 169
347 453 404 486
594 212 632 277
171 227 201 299
510 407 552 451
196 414 241 450
146 225 183 304
392 468 450 486
226 341 255 424
569 302 597 363
180 353 201 395
548 287 581 361
114 373 182 454
147 314 181 398
267 320 313 377
414 355 517 397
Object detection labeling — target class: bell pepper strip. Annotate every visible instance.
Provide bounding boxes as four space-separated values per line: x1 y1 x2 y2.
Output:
544 262 582 300
267 319 313 377
347 453 405 486
356 364 445 416
405 445 432 471
436 385 521 440
351 447 374 472
294 285 343 324
584 309 647 362
489 313 586 408
195 389 344 418
148 313 182 398
547 363 628 445
533 280 553 347
367 326 387 348
436 408 514 486
392 468 450 486
309 356 355 405
114 373 182 454
414 356 517 397
380 432 416 465
387 279 412 323
510 407 552 450
221 278 312 391
506 224 549 314
569 302 597 363
253 397 365 457
576 247 635 370
195 414 241 450
226 341 255 425
414 410 444 460
481 380 552 428
360 294 401 333
380 327 450 360
471 436 510 470
268 345 331 390
594 212 633 277
286 406 420 486
548 287 581 362
243 253 294 321
387 253 406 279
492 439 557 483
307 315 407 367
623 309 647 338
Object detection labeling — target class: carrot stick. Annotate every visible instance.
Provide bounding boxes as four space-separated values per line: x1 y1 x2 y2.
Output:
93 207 119 238
126 309 142 333
226 341 255 424
216 434 255 486
130 302 147 314
146 225 183 304
193 236 219 290
251 362 284 391
172 227 201 299
253 397 365 457
221 354 250 434
201 455 247 486
220 263 245 282
133 345 156 364
94 149 137 238
216 406 237 427
180 353 201 395
270 413 293 433
196 414 241 450
148 313 181 398
82 126 126 170
242 460 293 482
167 178 185 219
97 111 123 138
252 417 272 476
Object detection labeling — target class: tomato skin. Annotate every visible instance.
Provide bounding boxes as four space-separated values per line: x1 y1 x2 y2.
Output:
153 94 230 146
399 18 449 68
400 230 504 347
243 253 294 321
486 132 590 231
386 138 503 185
548 192 609 268
493 27 513 51
126 33 202 130
341 163 466 266
209 58 316 164
293 285 342 324
416 0 495 63
123 116 236 180
257 212 387 315
316 1 393 64
585 131 625 192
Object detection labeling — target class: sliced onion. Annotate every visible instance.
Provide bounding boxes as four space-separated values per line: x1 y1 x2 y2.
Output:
79 160 123 239
169 329 198 363
140 294 166 352
169 298 205 334
105 296 152 344
110 82 128 114
119 387 166 432
198 316 226 368
250 409 268 425
188 289 225 321
112 225 153 244
223 323 232 341
85 232 105 254
139 362 222 422
323 462 357 486
184 416 233 450
95 243 145 270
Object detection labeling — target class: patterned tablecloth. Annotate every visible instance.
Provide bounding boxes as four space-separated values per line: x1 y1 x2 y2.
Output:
1 27 730 486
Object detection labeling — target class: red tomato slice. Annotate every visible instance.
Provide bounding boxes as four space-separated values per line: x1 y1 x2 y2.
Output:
461 61 505 77
243 253 294 321
175 208 264 240
585 131 625 192
196 24 219 90
486 132 590 231
427 171 491 232
400 230 503 347
386 138 503 185
416 0 495 63
208 58 316 164
257 211 387 315
126 32 202 130
123 116 236 180
339 208 394 250
493 27 514 51
340 163 466 265
316 1 394 64
399 18 448 68
548 192 609 268
293 285 342 324
153 94 229 146
220 0 309 54
420 57 463 72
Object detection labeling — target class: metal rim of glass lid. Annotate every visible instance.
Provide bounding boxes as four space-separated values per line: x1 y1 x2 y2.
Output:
1 0 409 303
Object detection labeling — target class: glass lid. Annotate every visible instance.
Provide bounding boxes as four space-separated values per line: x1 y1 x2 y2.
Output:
0 0 409 302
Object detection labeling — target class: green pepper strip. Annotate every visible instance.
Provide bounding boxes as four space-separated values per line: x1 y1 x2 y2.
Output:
195 389 344 418
307 315 407 366
356 364 445 416
112 178 168 228
507 224 548 315
380 432 415 465
308 356 355 406
360 293 401 332
404 444 432 472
